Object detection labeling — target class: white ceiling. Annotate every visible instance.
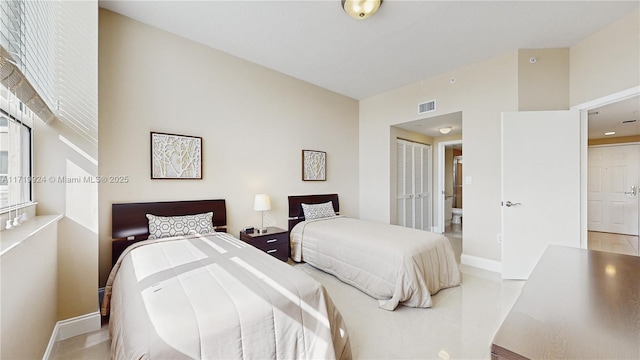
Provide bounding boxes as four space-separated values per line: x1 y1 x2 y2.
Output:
588 96 640 139
394 111 463 138
98 0 639 139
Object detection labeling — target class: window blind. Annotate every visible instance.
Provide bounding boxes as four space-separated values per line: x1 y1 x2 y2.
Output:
56 0 98 146
0 0 56 123
0 0 97 144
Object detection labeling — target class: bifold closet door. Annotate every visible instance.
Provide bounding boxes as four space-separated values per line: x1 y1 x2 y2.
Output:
397 140 431 231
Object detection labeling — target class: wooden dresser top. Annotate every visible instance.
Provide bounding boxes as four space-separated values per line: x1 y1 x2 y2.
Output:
492 245 640 359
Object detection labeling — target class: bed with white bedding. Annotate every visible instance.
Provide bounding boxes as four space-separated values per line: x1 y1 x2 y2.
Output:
289 194 461 311
102 199 351 359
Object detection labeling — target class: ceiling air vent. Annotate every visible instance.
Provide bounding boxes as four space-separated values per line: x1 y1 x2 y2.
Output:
621 119 637 124
418 100 436 115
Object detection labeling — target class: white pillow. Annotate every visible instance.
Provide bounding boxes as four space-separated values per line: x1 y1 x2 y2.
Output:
146 212 215 239
301 201 336 220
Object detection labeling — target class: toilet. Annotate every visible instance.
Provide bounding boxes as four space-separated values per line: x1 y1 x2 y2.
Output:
445 197 453 226
452 208 463 224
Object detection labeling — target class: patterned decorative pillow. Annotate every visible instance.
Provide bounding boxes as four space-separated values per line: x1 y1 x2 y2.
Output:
301 201 336 220
146 212 215 239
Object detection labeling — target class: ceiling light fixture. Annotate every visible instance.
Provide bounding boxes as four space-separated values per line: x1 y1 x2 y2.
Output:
604 131 616 136
342 0 383 20
439 127 452 135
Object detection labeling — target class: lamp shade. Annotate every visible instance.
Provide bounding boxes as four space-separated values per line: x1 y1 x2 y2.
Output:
342 0 383 20
253 194 271 211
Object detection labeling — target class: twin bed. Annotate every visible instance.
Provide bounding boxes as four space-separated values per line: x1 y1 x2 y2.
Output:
288 194 461 311
102 199 351 359
103 195 460 358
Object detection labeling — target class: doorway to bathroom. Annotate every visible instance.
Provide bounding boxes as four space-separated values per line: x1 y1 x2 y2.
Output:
391 111 463 262
440 140 463 262
452 154 463 224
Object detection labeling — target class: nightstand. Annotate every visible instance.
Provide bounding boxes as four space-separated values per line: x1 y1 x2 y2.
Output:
239 227 289 262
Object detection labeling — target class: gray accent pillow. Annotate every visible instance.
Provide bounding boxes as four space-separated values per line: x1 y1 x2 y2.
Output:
146 212 215 239
301 201 336 220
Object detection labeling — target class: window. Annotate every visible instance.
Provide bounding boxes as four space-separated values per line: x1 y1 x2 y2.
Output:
0 108 32 210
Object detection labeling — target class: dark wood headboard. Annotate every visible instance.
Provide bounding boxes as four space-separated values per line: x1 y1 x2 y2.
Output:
112 199 227 240
111 199 227 266
288 194 339 231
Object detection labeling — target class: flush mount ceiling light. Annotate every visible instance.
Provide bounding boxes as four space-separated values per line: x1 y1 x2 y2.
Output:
605 131 616 136
439 127 452 135
342 0 383 20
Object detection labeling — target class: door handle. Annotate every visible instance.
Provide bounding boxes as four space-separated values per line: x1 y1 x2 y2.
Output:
624 185 637 196
505 201 521 207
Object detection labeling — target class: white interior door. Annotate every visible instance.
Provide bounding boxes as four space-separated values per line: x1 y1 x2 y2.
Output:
501 111 581 279
588 144 639 236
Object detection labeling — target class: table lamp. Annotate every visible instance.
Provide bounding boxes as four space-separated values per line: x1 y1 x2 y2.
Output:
253 194 271 234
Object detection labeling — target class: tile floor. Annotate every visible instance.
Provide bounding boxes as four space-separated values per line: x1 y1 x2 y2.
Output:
49 225 525 359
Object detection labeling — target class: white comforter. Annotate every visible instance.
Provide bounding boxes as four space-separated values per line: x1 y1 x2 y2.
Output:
291 216 461 310
102 232 351 359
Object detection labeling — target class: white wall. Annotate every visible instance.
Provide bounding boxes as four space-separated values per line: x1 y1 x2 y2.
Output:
98 10 359 285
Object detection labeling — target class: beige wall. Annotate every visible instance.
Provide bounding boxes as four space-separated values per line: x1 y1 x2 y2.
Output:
0 222 59 359
30 1 99 323
360 52 518 262
518 48 569 111
98 10 359 285
570 10 640 106
359 9 639 266
35 119 99 320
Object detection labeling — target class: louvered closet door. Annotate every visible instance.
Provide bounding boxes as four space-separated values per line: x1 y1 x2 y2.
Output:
397 140 432 230
397 141 413 228
414 145 431 230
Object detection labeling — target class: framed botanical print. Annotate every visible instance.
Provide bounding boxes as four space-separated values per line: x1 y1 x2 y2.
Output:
150 132 202 179
302 150 326 181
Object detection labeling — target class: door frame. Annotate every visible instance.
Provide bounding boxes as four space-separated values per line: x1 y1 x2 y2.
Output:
571 86 640 249
436 139 463 233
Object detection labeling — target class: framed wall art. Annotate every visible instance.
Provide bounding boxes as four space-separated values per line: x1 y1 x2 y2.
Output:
150 132 202 179
302 149 326 181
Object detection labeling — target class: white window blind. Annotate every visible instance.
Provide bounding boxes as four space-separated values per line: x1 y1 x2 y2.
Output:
0 1 97 143
0 0 97 218
0 0 57 123
56 0 98 146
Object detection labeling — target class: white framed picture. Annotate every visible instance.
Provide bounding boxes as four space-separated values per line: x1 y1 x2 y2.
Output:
302 149 326 181
150 132 202 179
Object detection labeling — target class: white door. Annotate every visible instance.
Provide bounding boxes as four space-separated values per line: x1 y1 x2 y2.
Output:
501 111 581 279
588 144 639 235
397 139 431 231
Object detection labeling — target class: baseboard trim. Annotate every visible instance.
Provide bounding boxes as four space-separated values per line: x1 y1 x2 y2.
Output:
461 253 502 273
43 311 101 359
